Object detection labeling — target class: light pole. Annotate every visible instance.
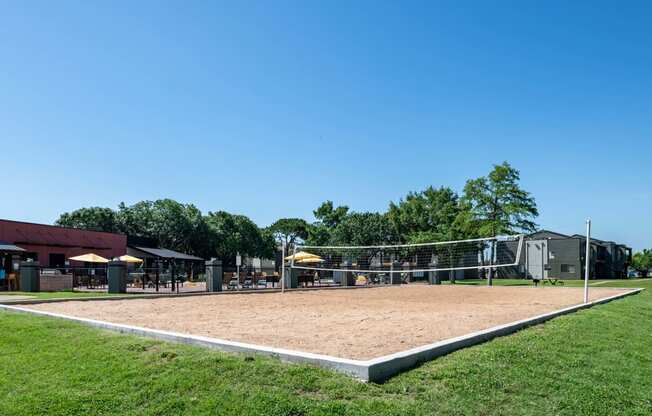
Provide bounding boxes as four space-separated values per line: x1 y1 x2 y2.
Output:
584 219 591 303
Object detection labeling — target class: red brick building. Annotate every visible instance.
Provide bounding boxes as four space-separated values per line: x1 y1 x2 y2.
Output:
0 219 127 269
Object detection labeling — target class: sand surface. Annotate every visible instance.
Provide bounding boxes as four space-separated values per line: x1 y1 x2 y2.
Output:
25 285 627 360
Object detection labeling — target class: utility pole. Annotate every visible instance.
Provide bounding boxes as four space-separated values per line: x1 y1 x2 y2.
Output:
584 219 591 303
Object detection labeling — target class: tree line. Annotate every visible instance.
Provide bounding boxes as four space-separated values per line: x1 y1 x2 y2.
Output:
56 201 275 266
56 162 539 266
632 250 652 277
267 161 538 247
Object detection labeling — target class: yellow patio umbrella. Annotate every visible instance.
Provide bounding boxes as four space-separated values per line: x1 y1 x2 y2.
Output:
68 253 109 263
284 251 321 261
118 254 143 263
296 256 325 264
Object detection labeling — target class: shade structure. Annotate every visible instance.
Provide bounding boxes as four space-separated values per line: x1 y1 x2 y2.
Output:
0 241 26 253
296 256 325 264
118 254 143 263
68 253 109 263
284 251 321 261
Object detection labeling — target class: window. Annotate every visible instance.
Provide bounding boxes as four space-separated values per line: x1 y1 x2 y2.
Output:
561 264 576 274
49 253 66 268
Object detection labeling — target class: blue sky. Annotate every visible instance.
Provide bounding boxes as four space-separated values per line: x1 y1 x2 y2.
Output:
1 1 650 250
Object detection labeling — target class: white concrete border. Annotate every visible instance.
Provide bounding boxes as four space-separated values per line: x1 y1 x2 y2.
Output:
0 284 376 306
0 288 641 382
0 303 370 379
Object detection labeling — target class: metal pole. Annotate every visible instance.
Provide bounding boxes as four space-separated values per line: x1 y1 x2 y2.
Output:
281 243 286 293
584 219 591 303
171 260 178 294
236 263 240 291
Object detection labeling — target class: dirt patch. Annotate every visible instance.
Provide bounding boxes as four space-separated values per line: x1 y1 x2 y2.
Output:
25 285 627 360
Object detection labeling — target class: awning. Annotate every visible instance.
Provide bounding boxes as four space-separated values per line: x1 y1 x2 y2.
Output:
68 253 110 263
131 246 203 261
284 251 321 261
0 241 26 253
118 254 143 263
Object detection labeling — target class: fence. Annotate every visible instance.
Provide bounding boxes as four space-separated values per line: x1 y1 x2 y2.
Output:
126 266 206 293
34 265 206 294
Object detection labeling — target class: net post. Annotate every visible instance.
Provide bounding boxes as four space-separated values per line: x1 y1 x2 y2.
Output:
281 243 286 293
515 235 524 265
487 239 495 286
340 260 352 287
390 260 401 284
428 262 440 285
584 219 591 303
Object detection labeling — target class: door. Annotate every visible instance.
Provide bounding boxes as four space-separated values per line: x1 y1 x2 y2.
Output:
526 240 548 280
49 253 66 268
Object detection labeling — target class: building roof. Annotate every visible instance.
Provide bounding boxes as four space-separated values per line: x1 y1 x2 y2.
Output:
0 218 125 237
0 218 126 250
570 234 631 249
130 246 203 261
530 229 629 249
570 234 611 246
0 241 26 252
528 230 572 239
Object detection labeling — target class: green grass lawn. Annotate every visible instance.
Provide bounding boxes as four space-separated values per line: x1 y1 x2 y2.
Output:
1 280 651 415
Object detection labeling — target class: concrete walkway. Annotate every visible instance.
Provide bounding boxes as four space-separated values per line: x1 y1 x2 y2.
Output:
0 295 35 302
590 279 649 286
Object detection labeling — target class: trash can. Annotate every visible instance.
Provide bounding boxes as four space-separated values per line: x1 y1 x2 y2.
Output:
108 261 127 293
284 267 299 289
428 263 441 285
205 259 223 292
390 261 402 284
335 261 355 287
19 261 40 292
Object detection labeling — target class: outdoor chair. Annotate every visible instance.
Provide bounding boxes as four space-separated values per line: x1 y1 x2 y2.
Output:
176 274 185 287
536 276 564 286
7 273 18 291
243 275 253 289
159 274 171 288
132 275 142 287
224 272 238 290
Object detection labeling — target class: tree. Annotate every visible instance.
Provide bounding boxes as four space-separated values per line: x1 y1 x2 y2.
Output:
389 190 485 283
313 201 349 229
204 211 273 265
182 204 214 259
632 249 652 278
306 201 350 245
116 201 156 238
267 218 309 248
330 212 398 246
55 207 120 233
117 199 212 257
387 186 461 244
305 224 332 246
328 212 398 278
462 162 538 285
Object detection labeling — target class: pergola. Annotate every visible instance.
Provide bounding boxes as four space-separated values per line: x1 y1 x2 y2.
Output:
0 241 26 290
126 246 204 292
